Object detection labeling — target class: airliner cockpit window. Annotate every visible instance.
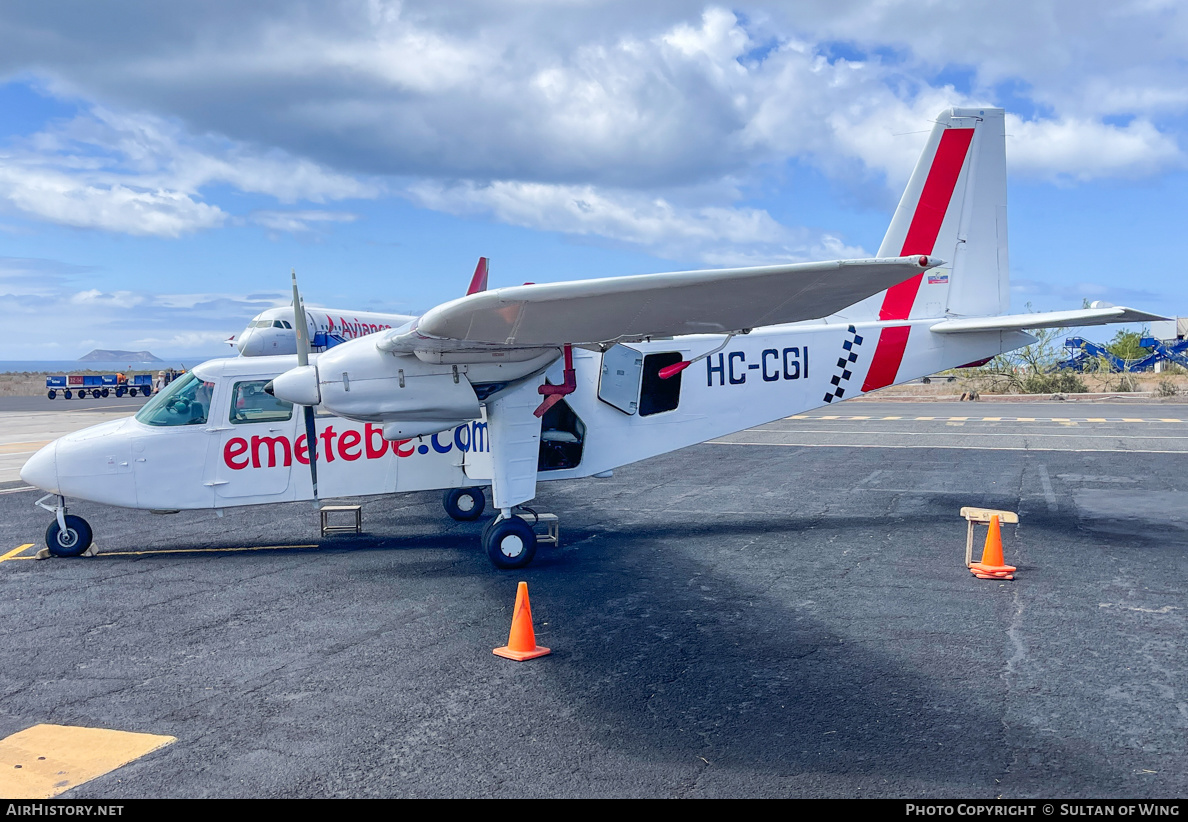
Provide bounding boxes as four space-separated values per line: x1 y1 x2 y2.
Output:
230 380 293 425
135 372 214 427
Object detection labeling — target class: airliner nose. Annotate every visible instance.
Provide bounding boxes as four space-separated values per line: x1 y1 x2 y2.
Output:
271 364 322 406
236 330 264 356
21 440 60 494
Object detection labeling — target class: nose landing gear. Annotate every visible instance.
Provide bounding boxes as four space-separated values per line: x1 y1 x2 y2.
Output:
35 495 94 558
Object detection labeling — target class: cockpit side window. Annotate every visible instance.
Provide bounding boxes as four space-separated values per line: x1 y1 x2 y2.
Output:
134 372 214 427
229 380 294 425
281 320 292 329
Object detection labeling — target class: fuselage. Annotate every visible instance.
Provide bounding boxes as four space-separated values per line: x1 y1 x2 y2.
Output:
21 320 1030 512
235 306 416 356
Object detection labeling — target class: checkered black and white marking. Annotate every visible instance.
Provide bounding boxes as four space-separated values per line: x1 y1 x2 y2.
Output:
823 325 864 404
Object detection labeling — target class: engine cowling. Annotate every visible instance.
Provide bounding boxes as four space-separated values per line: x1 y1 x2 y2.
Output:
271 335 559 438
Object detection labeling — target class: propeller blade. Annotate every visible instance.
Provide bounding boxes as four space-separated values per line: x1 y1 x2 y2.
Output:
292 269 311 368
303 405 318 499
290 269 318 498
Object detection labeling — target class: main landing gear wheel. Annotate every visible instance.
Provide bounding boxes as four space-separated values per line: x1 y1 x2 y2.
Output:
45 515 93 558
443 487 486 521
482 516 537 570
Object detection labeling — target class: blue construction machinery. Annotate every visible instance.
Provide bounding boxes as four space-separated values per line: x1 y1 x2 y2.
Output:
1059 336 1188 372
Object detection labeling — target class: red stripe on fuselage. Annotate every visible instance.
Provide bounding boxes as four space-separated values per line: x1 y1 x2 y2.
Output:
861 127 974 392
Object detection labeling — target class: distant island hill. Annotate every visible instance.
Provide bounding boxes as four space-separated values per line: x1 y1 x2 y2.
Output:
78 350 164 362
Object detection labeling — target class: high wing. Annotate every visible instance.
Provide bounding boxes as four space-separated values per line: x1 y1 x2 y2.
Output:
378 255 941 354
930 304 1166 334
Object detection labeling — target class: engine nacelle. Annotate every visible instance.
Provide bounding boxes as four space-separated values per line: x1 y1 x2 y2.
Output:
273 335 559 436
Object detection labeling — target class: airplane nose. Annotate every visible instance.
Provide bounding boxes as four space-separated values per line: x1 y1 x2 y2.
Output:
236 331 263 356
21 440 60 494
270 364 321 406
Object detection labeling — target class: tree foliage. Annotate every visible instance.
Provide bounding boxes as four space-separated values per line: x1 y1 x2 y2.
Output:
1105 328 1152 362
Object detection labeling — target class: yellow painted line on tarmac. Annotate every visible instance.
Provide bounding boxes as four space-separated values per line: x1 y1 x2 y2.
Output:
1122 418 1144 422
0 440 51 454
97 543 321 557
1 543 321 562
914 416 936 420
882 416 902 419
1160 418 1183 423
1086 418 1107 422
0 723 175 799
0 544 35 564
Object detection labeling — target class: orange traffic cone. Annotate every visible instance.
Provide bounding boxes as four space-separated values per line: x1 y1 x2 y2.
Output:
969 515 1016 580
493 581 552 661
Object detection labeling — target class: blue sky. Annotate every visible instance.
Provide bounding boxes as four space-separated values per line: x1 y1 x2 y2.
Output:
0 1 1185 359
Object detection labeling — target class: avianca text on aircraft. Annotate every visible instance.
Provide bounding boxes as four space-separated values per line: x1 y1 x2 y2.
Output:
234 305 417 356
23 108 1165 570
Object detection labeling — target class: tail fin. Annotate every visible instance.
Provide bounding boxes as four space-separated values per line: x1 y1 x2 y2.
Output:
842 108 1008 323
467 257 490 295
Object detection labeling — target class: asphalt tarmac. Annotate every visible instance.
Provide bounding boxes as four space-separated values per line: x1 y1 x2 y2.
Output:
0 400 1186 798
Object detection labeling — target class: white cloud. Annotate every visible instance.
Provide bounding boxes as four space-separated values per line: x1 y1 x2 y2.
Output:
250 209 358 232
407 178 867 264
1006 115 1183 181
0 1 1185 265
0 164 227 237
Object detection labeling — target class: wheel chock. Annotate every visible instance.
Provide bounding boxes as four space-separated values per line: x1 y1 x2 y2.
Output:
494 581 551 661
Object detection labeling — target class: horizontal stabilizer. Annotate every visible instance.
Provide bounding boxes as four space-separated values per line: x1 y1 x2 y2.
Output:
930 305 1167 334
382 255 941 351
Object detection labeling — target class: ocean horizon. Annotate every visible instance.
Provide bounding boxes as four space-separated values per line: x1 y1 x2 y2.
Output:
0 357 236 374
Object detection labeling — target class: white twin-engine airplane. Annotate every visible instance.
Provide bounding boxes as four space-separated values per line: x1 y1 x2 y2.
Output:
22 108 1163 569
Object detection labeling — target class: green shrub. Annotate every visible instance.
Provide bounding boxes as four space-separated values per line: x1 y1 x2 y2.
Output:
1020 371 1087 394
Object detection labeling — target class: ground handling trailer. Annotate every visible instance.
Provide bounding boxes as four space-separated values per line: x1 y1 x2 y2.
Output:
46 373 154 400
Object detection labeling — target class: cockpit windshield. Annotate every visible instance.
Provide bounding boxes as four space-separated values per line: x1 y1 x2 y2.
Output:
135 372 214 427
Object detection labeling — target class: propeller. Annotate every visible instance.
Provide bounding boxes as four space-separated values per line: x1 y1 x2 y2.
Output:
291 269 319 499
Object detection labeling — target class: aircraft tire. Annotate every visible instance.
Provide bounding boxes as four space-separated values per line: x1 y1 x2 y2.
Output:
483 516 537 570
47 390 56 400
443 487 485 522
45 515 93 558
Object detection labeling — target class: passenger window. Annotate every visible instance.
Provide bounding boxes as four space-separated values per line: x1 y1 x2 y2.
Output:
230 380 294 425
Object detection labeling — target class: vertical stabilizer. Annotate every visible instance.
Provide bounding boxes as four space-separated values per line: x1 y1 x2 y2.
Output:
467 257 490 295
840 108 1009 326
